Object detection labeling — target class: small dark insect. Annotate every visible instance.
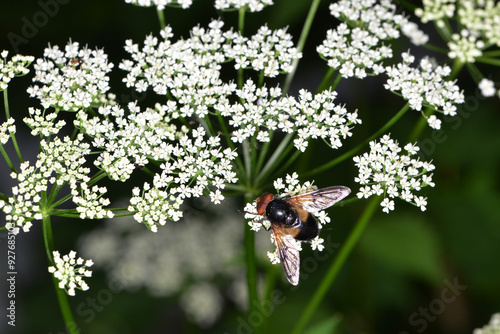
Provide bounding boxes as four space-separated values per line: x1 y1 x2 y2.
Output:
68 57 84 67
256 186 351 285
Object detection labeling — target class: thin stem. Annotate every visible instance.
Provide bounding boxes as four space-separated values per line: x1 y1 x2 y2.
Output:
255 131 274 175
475 57 500 67
3 87 11 119
3 89 23 163
316 67 339 94
244 194 259 333
42 216 80 334
304 103 410 177
465 63 483 84
282 0 321 95
242 139 252 183
256 132 293 183
481 50 500 57
0 145 15 172
291 196 380 334
237 7 246 89
156 9 166 30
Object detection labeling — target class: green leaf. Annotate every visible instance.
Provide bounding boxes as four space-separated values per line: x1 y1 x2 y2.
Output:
359 213 444 285
305 313 343 334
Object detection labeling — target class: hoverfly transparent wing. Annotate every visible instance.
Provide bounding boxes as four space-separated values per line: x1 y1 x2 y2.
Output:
272 225 300 285
287 186 351 213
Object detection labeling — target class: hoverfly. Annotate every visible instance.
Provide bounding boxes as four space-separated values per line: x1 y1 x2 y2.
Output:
256 186 351 285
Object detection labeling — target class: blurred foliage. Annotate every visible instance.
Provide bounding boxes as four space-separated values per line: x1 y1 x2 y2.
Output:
0 1 499 334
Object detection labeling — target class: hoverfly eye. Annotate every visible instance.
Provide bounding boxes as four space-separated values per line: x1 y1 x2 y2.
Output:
256 193 274 215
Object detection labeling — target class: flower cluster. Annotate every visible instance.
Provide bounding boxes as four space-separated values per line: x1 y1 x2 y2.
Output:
27 42 113 111
224 81 361 151
48 251 93 296
415 0 455 25
229 25 301 77
473 313 500 334
244 173 328 264
23 108 66 137
318 0 428 79
457 0 500 47
120 20 299 101
120 21 356 152
384 52 464 129
124 0 193 10
354 135 435 213
1 132 113 233
75 101 237 231
448 30 484 63
0 50 34 91
0 118 16 145
215 0 273 12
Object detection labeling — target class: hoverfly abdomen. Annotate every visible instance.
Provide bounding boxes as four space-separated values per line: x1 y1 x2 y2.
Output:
294 213 319 241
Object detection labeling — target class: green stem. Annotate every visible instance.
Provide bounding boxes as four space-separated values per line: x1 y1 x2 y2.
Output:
0 145 15 172
291 196 380 334
3 88 11 119
282 0 321 95
237 7 246 89
465 63 483 84
316 68 339 93
256 132 294 183
3 89 24 163
244 194 259 332
304 103 410 177
156 9 166 30
42 216 80 334
475 57 500 67
481 50 500 57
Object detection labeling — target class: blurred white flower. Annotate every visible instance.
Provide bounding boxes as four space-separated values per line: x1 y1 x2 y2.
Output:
473 313 500 334
479 78 496 97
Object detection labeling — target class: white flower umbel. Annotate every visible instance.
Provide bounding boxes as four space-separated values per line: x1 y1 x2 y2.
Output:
180 283 222 328
244 173 331 265
120 21 239 111
473 313 500 334
0 118 16 145
23 107 66 137
215 0 273 12
0 51 34 91
353 134 435 213
48 250 93 296
318 0 428 79
384 52 464 129
27 41 113 111
124 0 193 10
223 81 361 151
448 30 484 63
229 25 302 77
458 0 500 47
415 0 456 25
2 133 113 233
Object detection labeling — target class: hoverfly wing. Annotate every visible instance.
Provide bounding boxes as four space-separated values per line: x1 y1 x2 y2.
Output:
287 186 351 213
272 225 300 286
